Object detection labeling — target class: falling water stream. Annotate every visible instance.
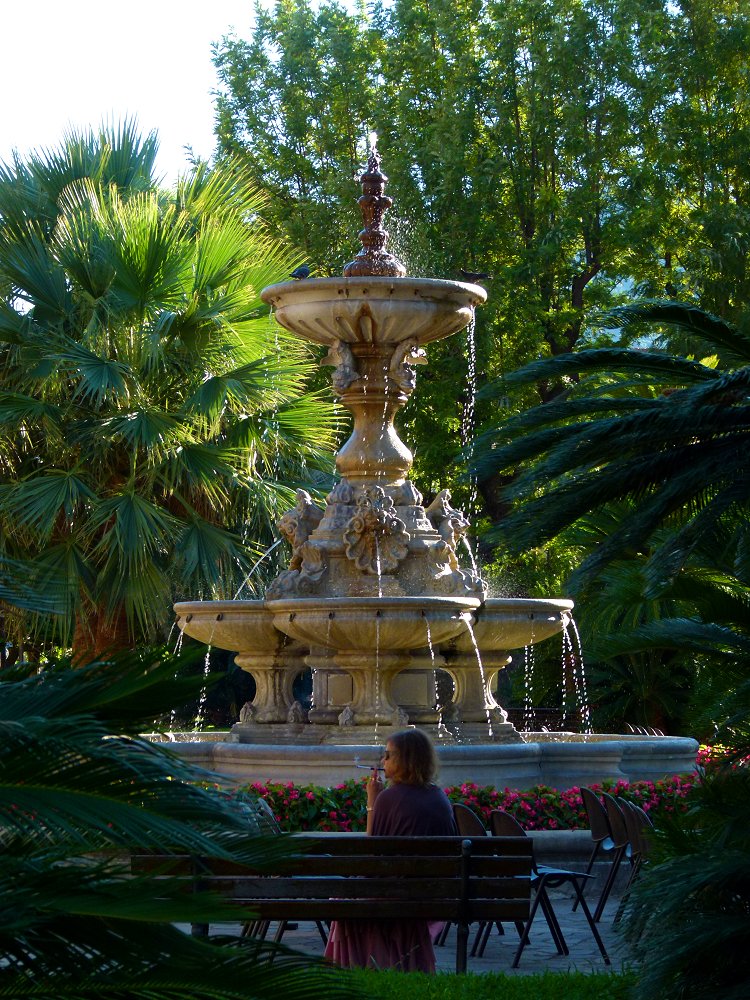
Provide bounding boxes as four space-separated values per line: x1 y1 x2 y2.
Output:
460 535 479 575
522 643 536 733
373 612 381 744
564 617 592 735
233 538 284 599
463 618 494 738
461 316 478 516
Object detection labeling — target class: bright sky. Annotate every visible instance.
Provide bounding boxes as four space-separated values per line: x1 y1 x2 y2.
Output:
1 1 253 184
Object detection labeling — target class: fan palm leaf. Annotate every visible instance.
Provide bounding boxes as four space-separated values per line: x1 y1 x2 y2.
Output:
0 125 338 652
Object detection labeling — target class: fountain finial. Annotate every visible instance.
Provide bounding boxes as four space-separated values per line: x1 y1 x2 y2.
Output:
343 135 407 278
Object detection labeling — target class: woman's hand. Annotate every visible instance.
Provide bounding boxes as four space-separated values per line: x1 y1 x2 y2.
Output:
367 768 384 809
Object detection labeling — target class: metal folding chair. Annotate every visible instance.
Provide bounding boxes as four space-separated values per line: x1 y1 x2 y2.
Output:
489 809 610 969
573 787 616 911
241 797 328 947
453 801 488 836
435 803 489 949
617 800 653 891
593 792 631 922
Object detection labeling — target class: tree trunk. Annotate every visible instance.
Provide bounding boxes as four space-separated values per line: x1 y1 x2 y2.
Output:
73 603 132 665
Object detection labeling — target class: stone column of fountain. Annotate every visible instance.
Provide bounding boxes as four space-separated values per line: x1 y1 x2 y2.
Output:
175 140 572 746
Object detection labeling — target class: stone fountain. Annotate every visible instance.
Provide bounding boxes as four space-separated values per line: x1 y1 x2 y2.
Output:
173 144 698 788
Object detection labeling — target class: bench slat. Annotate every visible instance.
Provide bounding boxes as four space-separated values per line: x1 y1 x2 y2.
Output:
223 899 532 921
202 875 531 900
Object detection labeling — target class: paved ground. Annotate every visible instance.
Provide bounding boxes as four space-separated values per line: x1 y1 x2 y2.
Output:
205 883 631 976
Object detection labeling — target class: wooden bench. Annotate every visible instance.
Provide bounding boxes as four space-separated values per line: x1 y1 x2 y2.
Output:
132 834 533 972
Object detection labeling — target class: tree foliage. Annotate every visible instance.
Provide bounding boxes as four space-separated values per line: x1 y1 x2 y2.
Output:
0 650 360 1000
0 123 338 655
213 0 750 520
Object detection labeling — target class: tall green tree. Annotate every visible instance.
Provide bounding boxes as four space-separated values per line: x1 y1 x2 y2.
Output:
214 0 380 274
213 0 750 528
0 123 338 657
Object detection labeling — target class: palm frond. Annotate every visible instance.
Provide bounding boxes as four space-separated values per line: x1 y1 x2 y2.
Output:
604 300 750 366
0 471 97 543
480 346 720 395
586 617 750 661
0 652 362 999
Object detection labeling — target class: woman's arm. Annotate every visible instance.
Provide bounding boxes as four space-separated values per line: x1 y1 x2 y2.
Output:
366 769 384 835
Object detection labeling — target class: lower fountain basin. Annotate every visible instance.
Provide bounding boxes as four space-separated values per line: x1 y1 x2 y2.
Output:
169 734 700 789
442 597 574 653
268 595 481 652
174 600 284 653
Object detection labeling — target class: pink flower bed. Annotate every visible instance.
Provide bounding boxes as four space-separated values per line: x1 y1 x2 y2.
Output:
232 769 702 833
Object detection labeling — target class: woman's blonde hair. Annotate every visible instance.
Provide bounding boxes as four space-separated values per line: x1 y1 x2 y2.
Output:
388 728 439 786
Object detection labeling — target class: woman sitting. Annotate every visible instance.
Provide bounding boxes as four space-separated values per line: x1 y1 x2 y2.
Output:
324 727 457 972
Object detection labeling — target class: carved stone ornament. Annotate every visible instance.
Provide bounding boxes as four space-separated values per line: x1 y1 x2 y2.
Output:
239 702 257 724
343 486 410 575
321 339 359 393
425 489 470 569
287 700 308 724
389 337 427 394
391 705 409 727
327 480 355 505
277 489 325 569
265 543 327 600
433 566 485 598
389 480 423 507
343 143 407 278
338 704 356 727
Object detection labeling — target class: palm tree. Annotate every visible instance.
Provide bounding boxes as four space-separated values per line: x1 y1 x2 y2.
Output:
473 301 750 733
0 648 360 1000
621 705 750 1000
558 504 750 734
474 301 750 593
0 123 338 658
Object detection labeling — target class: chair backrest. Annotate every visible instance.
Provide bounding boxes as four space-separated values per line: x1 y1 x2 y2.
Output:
489 809 526 839
620 800 653 857
453 802 488 836
600 792 629 849
580 786 612 843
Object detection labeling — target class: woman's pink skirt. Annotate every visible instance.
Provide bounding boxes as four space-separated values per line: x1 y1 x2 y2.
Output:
324 919 443 972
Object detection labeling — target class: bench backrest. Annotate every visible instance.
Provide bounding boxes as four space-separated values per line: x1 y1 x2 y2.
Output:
132 835 533 923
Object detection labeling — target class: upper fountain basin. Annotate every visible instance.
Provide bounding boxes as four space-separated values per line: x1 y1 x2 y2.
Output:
174 600 283 653
260 277 487 349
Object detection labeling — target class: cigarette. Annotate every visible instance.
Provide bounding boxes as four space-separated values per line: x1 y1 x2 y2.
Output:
354 763 385 771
